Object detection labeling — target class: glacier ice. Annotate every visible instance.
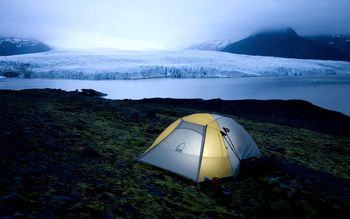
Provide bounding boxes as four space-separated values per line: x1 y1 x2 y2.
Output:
0 49 349 80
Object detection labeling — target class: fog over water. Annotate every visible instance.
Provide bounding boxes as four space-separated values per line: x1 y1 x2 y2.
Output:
1 0 350 49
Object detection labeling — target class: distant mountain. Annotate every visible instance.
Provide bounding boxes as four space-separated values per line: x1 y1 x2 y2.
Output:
0 37 51 56
305 35 350 57
188 40 232 51
222 28 350 62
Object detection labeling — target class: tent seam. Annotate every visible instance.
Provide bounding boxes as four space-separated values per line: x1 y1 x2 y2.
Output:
136 119 182 161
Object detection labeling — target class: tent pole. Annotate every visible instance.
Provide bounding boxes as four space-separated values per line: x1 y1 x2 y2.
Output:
224 131 241 161
196 125 207 183
223 136 241 161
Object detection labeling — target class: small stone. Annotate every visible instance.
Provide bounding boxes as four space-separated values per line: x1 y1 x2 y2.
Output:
0 216 15 219
69 191 81 201
14 176 22 185
14 212 24 217
266 176 279 185
67 213 75 219
51 195 70 203
145 185 165 197
101 192 115 201
269 146 286 154
7 192 18 201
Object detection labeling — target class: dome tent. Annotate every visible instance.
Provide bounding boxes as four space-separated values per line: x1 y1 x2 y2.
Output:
137 113 261 182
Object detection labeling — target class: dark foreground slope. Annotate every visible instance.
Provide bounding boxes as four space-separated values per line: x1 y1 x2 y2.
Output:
139 98 350 136
0 89 349 218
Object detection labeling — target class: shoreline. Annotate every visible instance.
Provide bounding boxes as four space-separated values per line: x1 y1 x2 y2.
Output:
1 88 349 136
1 76 350 116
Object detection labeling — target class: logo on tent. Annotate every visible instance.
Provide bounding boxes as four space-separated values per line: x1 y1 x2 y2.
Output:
175 142 185 153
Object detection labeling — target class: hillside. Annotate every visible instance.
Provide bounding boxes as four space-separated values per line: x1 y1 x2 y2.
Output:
0 89 349 218
222 28 350 61
305 35 350 56
0 37 51 56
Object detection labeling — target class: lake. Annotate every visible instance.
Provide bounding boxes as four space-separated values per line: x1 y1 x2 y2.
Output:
1 76 350 116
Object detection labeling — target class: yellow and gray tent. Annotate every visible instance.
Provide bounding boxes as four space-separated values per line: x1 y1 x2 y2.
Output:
137 113 261 182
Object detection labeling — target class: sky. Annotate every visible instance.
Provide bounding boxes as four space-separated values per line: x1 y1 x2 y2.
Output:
0 0 350 50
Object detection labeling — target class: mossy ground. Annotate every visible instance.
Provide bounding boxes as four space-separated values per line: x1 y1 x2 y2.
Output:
0 89 349 218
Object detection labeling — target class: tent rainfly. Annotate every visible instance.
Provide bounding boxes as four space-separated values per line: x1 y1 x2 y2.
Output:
137 113 261 182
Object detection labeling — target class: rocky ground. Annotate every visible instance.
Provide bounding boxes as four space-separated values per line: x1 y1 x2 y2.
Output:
0 89 349 218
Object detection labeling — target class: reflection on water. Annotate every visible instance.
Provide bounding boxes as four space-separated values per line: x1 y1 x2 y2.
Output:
1 76 350 116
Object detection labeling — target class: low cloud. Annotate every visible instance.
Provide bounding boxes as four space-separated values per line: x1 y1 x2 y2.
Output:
0 0 349 49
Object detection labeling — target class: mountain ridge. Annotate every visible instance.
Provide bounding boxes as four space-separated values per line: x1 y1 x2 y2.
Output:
0 36 51 56
305 35 350 56
221 28 350 62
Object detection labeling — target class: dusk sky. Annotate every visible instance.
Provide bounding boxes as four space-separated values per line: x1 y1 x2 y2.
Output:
1 0 350 49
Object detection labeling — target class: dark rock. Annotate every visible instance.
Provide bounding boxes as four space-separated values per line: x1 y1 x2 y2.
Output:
104 202 119 219
145 184 165 197
6 192 18 202
240 156 273 176
1 72 20 78
266 176 279 186
269 146 286 154
104 210 117 219
138 111 156 121
121 205 134 216
14 212 25 218
78 89 107 97
36 208 54 219
67 213 76 219
0 216 15 219
101 192 115 201
28 185 47 194
127 112 139 122
14 176 22 185
0 37 51 56
80 146 101 159
50 195 70 203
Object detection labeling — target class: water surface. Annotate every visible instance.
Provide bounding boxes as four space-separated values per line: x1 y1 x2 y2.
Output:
1 76 349 116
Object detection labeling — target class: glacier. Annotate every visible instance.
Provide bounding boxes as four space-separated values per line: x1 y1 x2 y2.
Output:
0 49 350 80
